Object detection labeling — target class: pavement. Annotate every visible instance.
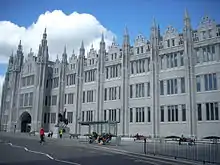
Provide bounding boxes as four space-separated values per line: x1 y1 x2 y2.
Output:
0 132 213 165
104 140 220 164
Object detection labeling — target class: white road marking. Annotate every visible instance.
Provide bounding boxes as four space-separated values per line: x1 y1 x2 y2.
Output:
54 159 81 165
6 142 81 165
133 159 160 165
46 154 54 160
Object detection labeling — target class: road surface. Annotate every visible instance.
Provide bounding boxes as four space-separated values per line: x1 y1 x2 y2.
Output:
0 133 204 165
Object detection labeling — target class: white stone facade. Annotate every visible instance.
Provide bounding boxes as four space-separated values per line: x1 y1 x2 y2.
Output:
1 11 220 139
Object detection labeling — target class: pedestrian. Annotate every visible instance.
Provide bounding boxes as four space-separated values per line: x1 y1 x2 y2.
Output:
39 127 45 144
59 129 63 139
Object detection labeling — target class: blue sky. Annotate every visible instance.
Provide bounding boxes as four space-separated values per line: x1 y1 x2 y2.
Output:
0 0 220 75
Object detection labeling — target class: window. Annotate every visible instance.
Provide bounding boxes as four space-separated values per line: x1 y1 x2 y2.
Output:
50 113 56 123
24 93 28 106
19 94 24 107
104 88 107 101
135 107 145 122
52 95 57 106
167 79 178 95
67 112 73 123
29 92 33 106
196 76 201 92
160 55 164 70
82 91 85 103
52 77 59 88
197 104 202 121
130 108 133 122
203 48 208 62
147 107 151 122
212 45 216 61
130 85 133 98
44 113 47 123
172 39 175 46
174 53 177 67
130 61 134 74
147 82 150 97
160 106 164 122
196 48 200 63
87 90 94 102
137 47 139 54
106 67 109 79
204 73 217 91
175 105 178 121
215 103 219 120
82 111 85 122
47 113 50 123
160 81 164 95
167 105 178 122
168 106 171 121
118 86 121 99
181 77 185 93
104 110 107 121
182 104 186 121
170 54 174 68
108 109 117 122
141 46 143 53
167 39 170 47
109 87 117 100
48 96 51 106
180 51 184 66
86 111 93 122
68 93 74 104
85 70 95 82
206 102 219 121
135 83 145 98
136 59 145 74
66 74 76 86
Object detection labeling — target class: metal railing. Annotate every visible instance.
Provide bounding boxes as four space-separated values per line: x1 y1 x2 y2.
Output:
143 140 220 164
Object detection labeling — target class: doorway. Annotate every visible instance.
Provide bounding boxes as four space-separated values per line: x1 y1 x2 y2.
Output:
20 112 31 132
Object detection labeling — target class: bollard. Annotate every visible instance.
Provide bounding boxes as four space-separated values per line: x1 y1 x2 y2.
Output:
144 138 147 154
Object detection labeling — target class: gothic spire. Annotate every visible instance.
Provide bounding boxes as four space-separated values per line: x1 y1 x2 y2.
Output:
101 32 104 42
80 40 84 49
43 28 47 40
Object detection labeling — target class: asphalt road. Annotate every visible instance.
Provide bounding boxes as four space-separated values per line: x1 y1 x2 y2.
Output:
0 136 175 165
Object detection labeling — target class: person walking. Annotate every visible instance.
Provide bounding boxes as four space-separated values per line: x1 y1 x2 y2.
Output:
39 127 45 144
59 129 63 139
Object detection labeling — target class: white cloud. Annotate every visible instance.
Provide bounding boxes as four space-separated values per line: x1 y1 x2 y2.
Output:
0 10 116 63
0 75 4 109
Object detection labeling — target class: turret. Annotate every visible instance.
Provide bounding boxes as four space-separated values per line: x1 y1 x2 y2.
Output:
14 40 24 71
62 45 68 64
123 26 130 47
100 33 105 51
150 18 160 44
79 41 85 57
37 28 49 63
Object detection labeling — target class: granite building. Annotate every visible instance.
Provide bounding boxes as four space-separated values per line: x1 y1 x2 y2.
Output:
1 10 220 139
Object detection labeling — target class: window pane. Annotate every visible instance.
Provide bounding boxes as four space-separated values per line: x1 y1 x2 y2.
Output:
182 105 186 121
210 103 214 120
196 76 201 92
130 108 133 122
197 104 202 121
206 103 210 120
215 103 219 120
213 73 217 90
204 75 208 91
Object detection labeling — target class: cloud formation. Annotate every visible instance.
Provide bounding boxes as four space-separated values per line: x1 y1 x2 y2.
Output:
0 10 115 63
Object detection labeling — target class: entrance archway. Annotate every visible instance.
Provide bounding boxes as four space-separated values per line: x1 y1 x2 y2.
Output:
20 112 31 132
